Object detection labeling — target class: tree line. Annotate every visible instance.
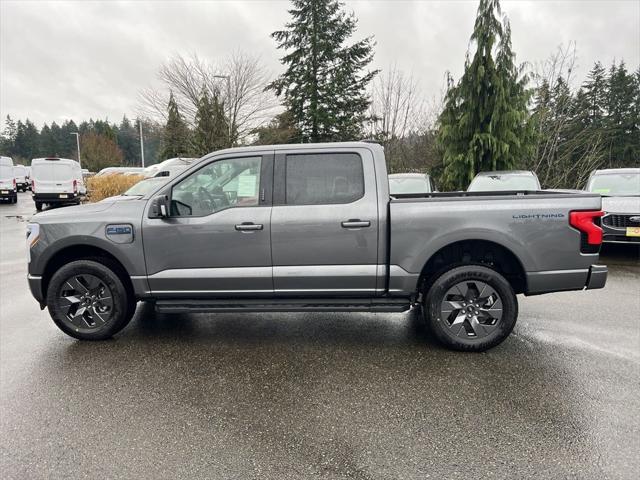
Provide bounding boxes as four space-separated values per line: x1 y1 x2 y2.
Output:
0 115 163 172
1 0 638 187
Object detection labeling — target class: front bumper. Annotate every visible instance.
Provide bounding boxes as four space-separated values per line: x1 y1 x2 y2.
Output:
526 264 607 295
602 214 640 244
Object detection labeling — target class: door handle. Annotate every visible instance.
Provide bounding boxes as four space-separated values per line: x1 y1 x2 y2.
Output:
235 222 263 231
341 219 371 229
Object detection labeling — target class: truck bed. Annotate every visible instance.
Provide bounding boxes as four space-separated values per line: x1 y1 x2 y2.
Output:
387 191 604 296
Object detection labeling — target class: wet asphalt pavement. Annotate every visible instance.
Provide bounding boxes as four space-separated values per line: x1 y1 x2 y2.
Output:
1 191 639 479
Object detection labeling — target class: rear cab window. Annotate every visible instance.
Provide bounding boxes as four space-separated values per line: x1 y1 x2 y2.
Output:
284 153 364 205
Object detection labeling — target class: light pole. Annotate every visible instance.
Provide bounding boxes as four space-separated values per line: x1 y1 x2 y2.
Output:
213 74 232 145
138 119 145 168
70 132 81 168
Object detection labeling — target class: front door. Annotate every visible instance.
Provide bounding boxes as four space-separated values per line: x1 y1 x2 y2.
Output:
143 153 273 297
270 148 379 295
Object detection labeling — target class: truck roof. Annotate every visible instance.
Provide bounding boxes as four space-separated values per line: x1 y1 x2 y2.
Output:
204 141 383 157
31 157 78 165
475 170 536 176
592 168 640 175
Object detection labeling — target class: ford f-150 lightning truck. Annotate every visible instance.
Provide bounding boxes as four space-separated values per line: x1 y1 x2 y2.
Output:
26 142 608 351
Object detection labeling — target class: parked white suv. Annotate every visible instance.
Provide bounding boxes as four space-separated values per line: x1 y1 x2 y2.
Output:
31 158 85 211
0 156 17 204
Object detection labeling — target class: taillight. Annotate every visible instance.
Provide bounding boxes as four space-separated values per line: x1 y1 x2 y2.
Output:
570 210 604 248
31 180 35 192
73 179 77 193
12 178 16 190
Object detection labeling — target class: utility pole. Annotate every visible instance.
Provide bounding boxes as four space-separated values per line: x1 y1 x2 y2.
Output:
138 119 145 168
70 132 81 168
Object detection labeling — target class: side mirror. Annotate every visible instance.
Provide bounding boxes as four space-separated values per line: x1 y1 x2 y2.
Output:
149 194 170 219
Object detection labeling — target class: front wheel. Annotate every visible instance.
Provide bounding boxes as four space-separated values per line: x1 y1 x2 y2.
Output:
423 265 518 352
46 260 134 340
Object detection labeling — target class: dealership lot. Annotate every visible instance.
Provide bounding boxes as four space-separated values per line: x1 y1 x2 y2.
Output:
1 191 639 479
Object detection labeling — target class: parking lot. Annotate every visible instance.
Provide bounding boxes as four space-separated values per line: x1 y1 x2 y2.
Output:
1 191 639 479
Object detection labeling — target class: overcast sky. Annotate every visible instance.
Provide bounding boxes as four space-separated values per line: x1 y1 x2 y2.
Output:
1 0 638 127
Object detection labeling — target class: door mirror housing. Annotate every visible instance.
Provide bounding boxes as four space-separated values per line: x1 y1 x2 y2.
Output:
149 194 170 219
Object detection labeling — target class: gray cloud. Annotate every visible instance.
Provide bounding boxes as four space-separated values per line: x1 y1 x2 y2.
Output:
1 0 638 127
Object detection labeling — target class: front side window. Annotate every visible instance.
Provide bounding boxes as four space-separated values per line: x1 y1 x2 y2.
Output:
285 153 364 205
171 156 261 216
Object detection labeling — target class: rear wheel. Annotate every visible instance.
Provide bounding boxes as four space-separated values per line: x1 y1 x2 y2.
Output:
423 265 518 352
35 202 42 211
46 260 134 340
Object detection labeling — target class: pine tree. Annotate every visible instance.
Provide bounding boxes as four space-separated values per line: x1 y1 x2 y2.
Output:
269 0 377 142
437 0 533 190
192 89 229 156
160 92 191 159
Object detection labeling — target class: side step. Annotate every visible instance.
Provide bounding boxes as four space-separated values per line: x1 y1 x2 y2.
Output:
155 297 412 314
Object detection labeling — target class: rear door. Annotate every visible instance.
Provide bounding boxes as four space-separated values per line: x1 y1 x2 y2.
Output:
270 147 379 295
33 161 75 194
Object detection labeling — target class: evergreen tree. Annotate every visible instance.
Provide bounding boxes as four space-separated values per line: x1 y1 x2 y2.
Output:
253 111 300 145
0 115 17 155
116 115 141 166
192 89 229 155
269 0 377 142
582 62 607 128
160 92 191 159
437 0 533 189
604 61 638 166
13 120 40 161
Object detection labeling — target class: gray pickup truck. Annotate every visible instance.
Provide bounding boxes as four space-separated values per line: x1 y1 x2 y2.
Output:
26 142 607 351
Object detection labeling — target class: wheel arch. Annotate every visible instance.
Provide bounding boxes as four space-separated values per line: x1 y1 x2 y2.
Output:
41 244 135 303
417 239 527 295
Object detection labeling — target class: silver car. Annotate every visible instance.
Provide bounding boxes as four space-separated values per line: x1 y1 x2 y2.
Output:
586 168 640 244
467 170 541 192
388 173 436 196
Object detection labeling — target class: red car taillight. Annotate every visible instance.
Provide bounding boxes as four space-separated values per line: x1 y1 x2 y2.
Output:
570 210 604 245
12 178 16 190
73 179 77 193
31 180 35 193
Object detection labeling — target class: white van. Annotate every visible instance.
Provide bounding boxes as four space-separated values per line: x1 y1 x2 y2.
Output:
13 164 29 191
0 156 17 204
31 157 85 211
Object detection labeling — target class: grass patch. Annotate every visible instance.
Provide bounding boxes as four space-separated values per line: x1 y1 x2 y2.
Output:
86 175 144 202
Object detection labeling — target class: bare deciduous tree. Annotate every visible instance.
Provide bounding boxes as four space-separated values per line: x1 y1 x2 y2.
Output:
528 43 606 188
368 64 428 142
366 64 440 174
139 51 279 146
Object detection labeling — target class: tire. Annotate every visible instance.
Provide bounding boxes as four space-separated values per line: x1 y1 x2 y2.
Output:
11 196 17 204
35 202 42 211
423 265 518 352
46 260 134 340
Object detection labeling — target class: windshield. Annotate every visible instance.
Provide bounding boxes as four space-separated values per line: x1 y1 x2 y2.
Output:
588 173 640 196
389 176 431 194
123 178 168 196
468 175 539 192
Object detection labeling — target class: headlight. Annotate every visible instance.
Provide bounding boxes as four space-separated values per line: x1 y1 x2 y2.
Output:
26 223 40 251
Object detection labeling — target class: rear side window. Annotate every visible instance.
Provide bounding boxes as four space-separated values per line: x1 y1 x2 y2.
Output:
285 153 364 205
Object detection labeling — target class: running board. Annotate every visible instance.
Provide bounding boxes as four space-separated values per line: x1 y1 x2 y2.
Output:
154 297 411 314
